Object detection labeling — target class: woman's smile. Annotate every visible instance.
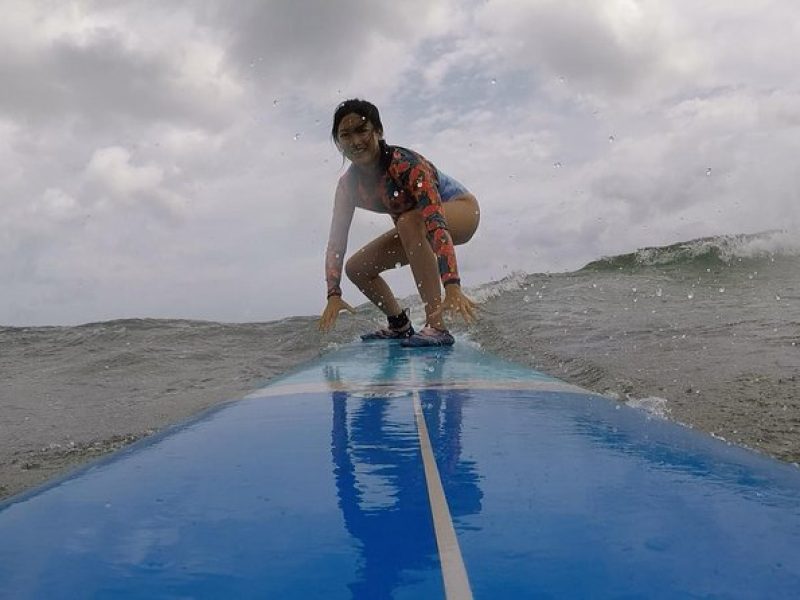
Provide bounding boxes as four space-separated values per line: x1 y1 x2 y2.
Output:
337 113 381 167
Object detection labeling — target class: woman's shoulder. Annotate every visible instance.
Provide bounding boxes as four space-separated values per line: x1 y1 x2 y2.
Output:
387 145 436 178
389 145 429 163
336 164 358 186
335 165 358 200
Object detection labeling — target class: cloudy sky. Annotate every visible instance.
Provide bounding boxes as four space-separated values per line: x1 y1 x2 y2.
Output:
2 0 798 326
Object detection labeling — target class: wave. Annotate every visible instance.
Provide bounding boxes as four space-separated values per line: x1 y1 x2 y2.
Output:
580 230 800 271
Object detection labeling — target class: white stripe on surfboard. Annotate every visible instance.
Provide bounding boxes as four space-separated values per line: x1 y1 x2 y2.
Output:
413 391 473 600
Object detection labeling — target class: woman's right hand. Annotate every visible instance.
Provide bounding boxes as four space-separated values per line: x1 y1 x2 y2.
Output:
318 296 356 333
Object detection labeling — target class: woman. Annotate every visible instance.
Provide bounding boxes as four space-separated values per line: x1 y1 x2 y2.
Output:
318 99 480 347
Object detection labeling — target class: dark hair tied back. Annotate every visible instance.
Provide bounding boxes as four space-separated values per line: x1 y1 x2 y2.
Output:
331 98 384 143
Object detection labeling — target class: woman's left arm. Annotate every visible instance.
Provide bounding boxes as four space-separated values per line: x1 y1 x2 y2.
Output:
405 160 461 287
403 158 478 324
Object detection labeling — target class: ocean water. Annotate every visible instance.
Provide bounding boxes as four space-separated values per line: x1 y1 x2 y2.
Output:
2 231 799 499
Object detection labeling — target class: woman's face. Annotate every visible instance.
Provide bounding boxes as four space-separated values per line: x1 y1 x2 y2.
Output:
336 113 382 168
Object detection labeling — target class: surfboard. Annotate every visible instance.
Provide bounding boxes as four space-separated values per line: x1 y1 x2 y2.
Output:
2 340 800 599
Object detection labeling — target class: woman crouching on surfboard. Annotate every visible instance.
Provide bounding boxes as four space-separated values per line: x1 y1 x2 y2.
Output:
318 98 480 347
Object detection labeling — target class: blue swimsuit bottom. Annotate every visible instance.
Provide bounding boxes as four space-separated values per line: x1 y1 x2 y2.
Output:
437 170 470 202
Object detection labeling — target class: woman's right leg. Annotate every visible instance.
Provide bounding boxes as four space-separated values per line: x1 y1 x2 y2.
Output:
345 230 409 318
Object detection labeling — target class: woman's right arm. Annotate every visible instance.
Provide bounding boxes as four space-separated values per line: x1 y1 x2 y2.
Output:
319 179 356 333
324 179 355 299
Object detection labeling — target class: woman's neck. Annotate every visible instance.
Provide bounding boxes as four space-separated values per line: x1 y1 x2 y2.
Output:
353 159 382 180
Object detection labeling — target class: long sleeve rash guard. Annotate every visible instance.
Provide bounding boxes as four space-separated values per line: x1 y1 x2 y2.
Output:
325 146 463 298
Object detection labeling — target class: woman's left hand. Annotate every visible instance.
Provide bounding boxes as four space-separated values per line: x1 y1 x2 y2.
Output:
432 284 479 325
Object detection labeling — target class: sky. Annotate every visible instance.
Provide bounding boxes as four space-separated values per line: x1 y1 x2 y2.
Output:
2 0 799 326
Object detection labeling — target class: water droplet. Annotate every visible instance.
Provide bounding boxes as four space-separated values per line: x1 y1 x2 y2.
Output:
656 287 663 297
631 287 637 293
393 191 399 197
608 135 615 143
394 262 401 269
687 292 694 300
293 133 301 141
776 294 782 301
719 287 725 293
523 295 531 303
553 161 562 168
314 119 320 125
705 168 712 176
490 78 497 85
272 99 279 106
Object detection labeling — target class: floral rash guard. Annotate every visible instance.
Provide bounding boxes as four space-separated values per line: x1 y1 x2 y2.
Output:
325 146 467 299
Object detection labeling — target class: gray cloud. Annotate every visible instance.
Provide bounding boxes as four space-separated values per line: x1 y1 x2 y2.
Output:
474 1 673 97
0 6 238 130
213 0 446 81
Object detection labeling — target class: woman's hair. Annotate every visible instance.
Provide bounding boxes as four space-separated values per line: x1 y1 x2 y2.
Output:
331 98 384 143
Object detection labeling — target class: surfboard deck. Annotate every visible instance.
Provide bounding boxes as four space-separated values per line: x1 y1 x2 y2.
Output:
2 340 800 599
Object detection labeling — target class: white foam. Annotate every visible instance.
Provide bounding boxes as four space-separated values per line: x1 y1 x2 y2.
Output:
460 335 484 350
724 229 800 260
634 230 800 266
625 396 670 419
467 270 530 303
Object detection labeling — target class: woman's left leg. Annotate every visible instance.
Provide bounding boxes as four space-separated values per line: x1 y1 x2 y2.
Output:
395 194 480 329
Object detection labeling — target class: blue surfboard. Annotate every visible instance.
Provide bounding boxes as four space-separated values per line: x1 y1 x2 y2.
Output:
2 341 800 599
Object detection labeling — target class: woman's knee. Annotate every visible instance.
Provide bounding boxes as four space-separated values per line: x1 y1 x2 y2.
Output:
394 210 425 239
345 255 367 285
